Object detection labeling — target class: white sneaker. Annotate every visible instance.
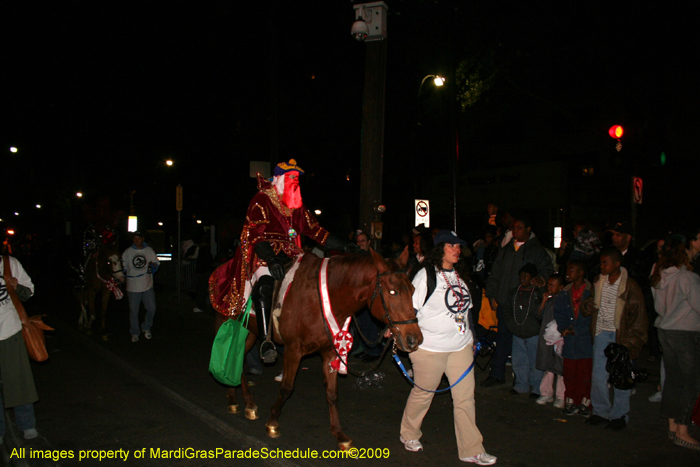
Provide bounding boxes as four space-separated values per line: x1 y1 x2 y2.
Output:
143 329 152 339
400 435 423 452
460 452 497 465
536 395 554 405
193 307 204 313
131 335 139 343
24 428 38 440
553 399 565 409
274 372 283 382
648 391 662 402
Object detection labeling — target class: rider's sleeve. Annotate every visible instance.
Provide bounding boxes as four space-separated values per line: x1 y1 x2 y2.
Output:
245 193 272 248
296 206 330 245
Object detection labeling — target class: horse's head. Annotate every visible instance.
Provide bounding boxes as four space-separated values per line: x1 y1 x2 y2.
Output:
368 248 423 352
101 243 125 284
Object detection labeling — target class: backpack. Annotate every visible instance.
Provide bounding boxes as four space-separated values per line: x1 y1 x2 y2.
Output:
424 266 437 305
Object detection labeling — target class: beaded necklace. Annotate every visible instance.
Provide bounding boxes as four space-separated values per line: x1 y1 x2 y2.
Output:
440 268 467 312
513 285 535 326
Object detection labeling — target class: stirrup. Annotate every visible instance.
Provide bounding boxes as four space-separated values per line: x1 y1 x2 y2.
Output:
260 340 278 364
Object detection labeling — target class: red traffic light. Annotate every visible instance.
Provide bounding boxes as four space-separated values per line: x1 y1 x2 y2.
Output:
608 125 623 139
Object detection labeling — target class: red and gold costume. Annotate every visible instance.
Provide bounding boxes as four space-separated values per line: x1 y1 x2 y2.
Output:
210 174 329 317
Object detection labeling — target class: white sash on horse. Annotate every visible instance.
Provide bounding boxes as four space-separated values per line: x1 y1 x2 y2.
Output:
318 258 353 374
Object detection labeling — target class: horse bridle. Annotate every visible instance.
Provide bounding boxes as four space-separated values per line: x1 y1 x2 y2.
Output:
94 248 124 284
369 269 418 329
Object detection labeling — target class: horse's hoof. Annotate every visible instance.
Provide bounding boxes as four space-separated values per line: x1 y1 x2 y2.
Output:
245 406 259 420
338 440 353 451
265 423 281 438
227 405 239 414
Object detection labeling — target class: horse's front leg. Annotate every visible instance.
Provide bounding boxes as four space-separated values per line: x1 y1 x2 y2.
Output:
321 350 352 450
86 289 97 335
76 287 88 330
99 288 111 340
265 344 302 439
240 320 260 420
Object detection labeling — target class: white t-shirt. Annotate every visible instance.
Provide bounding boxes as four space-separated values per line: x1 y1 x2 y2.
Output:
122 245 159 293
0 256 35 340
412 267 473 352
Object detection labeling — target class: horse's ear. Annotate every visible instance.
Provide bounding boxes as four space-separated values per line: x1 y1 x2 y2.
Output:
370 248 389 274
396 246 409 269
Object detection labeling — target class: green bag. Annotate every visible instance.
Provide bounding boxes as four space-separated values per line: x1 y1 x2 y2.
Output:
209 297 252 386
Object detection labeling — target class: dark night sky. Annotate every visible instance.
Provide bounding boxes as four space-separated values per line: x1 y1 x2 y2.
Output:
3 1 697 242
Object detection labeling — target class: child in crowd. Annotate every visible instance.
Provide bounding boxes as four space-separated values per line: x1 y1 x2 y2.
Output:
554 261 594 416
535 274 565 408
502 263 544 397
581 248 647 430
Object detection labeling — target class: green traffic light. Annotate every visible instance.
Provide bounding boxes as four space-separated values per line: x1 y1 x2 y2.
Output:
660 151 666 166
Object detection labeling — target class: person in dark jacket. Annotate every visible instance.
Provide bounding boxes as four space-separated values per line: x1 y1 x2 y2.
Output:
481 216 554 387
554 261 593 416
501 263 544 396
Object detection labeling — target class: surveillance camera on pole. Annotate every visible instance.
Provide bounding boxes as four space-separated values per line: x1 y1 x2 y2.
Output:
351 2 388 42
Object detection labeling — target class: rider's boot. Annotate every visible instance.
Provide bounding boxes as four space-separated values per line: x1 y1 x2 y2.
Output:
254 276 278 363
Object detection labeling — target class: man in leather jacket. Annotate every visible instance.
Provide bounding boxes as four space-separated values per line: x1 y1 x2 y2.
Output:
581 246 647 431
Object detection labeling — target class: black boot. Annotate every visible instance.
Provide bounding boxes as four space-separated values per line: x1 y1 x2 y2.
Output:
253 275 277 363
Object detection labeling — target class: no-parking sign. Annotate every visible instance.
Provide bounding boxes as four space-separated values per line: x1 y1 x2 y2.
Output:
633 177 643 205
415 199 430 228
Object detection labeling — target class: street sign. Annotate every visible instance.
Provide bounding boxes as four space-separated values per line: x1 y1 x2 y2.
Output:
633 177 643 205
176 185 183 211
415 199 430 228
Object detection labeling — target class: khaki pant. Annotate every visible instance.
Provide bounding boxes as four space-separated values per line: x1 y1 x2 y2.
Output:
400 345 484 458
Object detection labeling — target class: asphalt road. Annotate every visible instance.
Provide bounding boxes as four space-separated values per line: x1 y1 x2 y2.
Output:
1 276 697 467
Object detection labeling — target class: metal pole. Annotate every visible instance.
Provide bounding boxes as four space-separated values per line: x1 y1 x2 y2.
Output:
177 209 181 301
358 39 388 252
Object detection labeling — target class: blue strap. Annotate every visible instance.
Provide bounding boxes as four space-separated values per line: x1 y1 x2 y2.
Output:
392 342 481 394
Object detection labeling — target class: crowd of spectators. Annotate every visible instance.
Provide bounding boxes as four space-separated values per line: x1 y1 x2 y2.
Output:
359 205 700 455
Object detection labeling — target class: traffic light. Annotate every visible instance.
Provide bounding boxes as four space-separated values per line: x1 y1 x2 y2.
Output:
609 125 623 151
608 125 624 139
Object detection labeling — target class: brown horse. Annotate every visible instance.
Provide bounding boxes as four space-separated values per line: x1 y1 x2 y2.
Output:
76 241 125 338
217 248 422 449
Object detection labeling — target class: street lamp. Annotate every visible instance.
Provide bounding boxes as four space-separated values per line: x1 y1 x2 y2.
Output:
353 1 389 251
419 74 445 93
417 74 446 125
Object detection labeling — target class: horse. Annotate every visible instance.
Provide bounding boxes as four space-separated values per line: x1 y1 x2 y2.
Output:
216 248 422 450
75 240 125 338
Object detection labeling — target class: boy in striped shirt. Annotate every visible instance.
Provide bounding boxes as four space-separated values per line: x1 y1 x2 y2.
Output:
581 247 647 431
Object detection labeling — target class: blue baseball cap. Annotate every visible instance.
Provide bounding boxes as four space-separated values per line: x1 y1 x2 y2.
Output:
433 230 468 246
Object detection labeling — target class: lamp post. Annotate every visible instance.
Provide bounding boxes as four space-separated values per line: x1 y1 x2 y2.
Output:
353 1 389 251
417 74 445 126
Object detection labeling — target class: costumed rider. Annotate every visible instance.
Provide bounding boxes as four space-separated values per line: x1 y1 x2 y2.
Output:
209 159 359 363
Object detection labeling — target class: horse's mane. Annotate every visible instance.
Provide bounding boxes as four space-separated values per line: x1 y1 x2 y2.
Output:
325 252 401 291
